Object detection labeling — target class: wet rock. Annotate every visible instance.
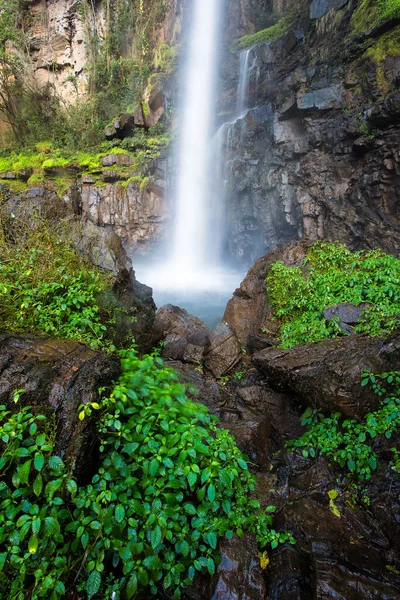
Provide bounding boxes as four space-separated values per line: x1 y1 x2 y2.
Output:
253 330 400 418
110 268 156 353
312 541 400 599
69 219 131 275
102 170 127 183
101 154 135 167
323 301 373 334
267 546 313 600
0 333 120 483
310 0 349 20
211 534 266 599
247 334 277 355
297 84 345 112
224 241 311 346
184 534 266 600
152 305 210 363
104 114 135 140
81 174 95 185
4 187 70 222
204 323 242 378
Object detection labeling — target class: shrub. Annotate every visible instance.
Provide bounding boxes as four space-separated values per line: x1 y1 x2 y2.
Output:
0 214 114 349
266 242 400 348
0 353 294 599
286 371 400 480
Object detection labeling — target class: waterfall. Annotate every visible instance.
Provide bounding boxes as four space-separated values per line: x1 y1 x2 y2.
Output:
135 0 243 328
236 49 252 116
170 0 222 271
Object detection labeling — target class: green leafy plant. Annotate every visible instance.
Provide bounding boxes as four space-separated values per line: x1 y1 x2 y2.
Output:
0 353 295 599
0 404 78 599
0 215 116 349
266 242 400 348
286 372 400 481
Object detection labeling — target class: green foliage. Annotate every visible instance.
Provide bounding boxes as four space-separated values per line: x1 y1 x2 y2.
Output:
350 0 400 36
0 353 294 598
287 372 400 480
266 242 400 348
377 0 400 21
365 26 400 95
0 404 78 599
0 215 114 349
232 19 289 51
0 0 171 152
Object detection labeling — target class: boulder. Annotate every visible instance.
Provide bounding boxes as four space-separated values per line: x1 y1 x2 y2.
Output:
111 268 156 353
152 305 210 363
68 218 132 275
204 323 242 378
224 241 311 346
104 114 135 140
253 330 400 418
0 333 120 484
323 302 372 334
297 85 345 112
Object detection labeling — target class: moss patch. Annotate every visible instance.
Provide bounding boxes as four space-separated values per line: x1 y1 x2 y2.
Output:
350 0 400 36
365 25 400 94
231 19 289 52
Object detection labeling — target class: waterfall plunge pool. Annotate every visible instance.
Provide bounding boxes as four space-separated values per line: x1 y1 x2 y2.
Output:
135 264 244 330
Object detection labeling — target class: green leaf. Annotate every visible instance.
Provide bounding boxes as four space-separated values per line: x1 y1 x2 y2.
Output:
34 452 45 472
138 570 149 586
126 573 138 599
28 534 39 554
86 571 101 599
18 459 32 484
207 484 216 503
44 517 60 536
187 471 197 487
49 456 64 471
143 555 163 569
207 557 215 575
149 525 162 549
33 474 43 497
204 531 217 549
347 459 356 472
237 458 248 470
149 458 159 476
115 504 125 523
67 479 77 496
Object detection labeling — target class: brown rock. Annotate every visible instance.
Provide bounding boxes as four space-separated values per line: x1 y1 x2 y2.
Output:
253 330 400 418
152 304 210 364
0 333 120 484
224 241 311 346
204 323 242 378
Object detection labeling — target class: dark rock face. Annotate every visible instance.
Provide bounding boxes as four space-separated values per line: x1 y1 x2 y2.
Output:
171 356 400 600
0 333 120 483
152 304 210 363
253 330 400 418
210 534 266 599
310 0 349 20
218 4 400 268
111 268 156 352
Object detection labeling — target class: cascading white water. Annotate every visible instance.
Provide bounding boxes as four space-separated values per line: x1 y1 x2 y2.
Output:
236 49 252 116
170 0 222 270
135 0 243 328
